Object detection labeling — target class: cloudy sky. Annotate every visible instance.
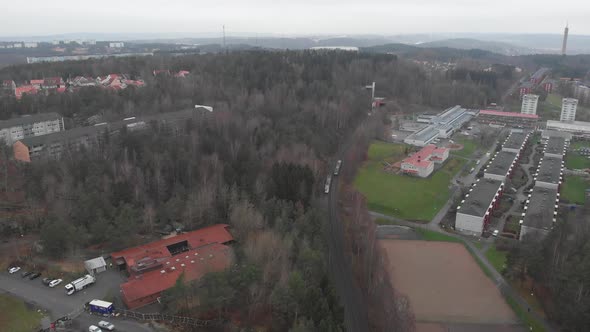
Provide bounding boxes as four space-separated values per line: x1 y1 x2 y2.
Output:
2 0 589 36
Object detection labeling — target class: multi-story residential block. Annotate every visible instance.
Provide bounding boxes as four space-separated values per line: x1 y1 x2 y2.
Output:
455 179 504 235
560 98 578 122
0 113 64 145
521 94 539 115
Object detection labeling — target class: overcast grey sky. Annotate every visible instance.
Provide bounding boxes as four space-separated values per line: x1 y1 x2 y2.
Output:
2 0 590 36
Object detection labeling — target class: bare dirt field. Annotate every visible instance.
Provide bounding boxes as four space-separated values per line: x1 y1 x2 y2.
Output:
380 240 519 327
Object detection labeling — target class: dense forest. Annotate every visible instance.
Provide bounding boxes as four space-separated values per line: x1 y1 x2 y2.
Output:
504 205 590 331
0 51 498 331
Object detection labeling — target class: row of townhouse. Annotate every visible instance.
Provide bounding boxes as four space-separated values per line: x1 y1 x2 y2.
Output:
455 131 531 235
519 136 568 241
0 113 65 146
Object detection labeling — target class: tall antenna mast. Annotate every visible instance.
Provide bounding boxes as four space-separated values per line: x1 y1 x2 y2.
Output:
222 25 227 52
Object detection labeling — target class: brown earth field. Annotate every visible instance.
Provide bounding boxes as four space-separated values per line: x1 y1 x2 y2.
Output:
380 240 524 331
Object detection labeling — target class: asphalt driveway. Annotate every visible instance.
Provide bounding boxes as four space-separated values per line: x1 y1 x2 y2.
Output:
0 269 159 332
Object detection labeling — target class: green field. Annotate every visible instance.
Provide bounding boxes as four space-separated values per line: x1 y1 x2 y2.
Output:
561 175 590 204
485 245 508 273
451 136 478 158
565 154 590 169
416 228 462 243
569 140 590 150
0 294 44 332
355 141 466 221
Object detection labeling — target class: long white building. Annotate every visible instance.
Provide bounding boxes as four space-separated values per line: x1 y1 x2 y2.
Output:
0 113 64 145
560 98 578 122
521 94 539 115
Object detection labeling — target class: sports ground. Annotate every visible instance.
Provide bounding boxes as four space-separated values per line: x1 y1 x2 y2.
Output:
380 240 522 331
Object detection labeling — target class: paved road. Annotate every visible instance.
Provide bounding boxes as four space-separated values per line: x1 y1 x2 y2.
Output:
326 135 370 332
0 270 157 332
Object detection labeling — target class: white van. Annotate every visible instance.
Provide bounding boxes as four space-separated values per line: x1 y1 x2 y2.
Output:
89 325 102 332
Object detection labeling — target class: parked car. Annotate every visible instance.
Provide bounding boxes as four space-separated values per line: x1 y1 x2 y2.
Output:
49 279 63 288
21 271 33 278
89 325 103 332
8 266 21 274
493 230 500 237
42 277 53 286
28 272 41 280
98 320 115 331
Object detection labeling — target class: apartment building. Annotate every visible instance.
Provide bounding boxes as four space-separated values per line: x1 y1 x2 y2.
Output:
521 94 539 115
560 98 578 122
0 113 64 145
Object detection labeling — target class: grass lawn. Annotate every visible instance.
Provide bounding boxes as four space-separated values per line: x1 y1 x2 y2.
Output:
565 154 590 169
569 140 590 150
0 294 44 332
416 228 462 243
485 244 508 273
451 136 478 158
505 296 546 332
355 141 466 221
561 175 590 204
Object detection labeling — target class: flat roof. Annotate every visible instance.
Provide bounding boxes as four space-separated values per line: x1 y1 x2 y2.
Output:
407 125 439 143
458 179 502 217
523 187 558 231
485 151 518 176
0 112 61 129
536 157 562 185
503 132 528 150
546 120 590 133
479 110 539 119
545 137 567 155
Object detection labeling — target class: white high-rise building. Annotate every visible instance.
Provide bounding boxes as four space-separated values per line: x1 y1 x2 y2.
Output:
521 94 539 115
560 98 578 122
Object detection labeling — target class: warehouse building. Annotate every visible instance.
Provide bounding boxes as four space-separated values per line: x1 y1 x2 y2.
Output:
0 113 64 145
543 136 568 159
483 151 519 182
502 131 530 153
520 187 559 241
455 179 504 235
111 224 234 309
534 157 564 190
404 105 472 146
477 110 539 129
400 144 449 177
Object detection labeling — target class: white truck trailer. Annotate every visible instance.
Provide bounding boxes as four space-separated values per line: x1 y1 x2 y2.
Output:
65 274 96 295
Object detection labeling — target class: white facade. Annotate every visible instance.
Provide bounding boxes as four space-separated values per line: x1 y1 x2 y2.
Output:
0 117 64 145
455 212 485 235
400 161 434 178
109 42 125 48
23 42 38 48
521 94 539 115
560 98 578 122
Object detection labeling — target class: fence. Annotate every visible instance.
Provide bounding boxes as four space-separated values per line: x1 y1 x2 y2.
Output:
116 309 226 327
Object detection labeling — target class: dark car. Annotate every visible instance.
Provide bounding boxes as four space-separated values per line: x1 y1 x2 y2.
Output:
42 277 53 285
21 271 32 278
28 272 41 280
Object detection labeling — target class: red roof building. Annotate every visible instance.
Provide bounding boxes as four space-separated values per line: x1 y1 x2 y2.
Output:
401 144 449 178
174 70 190 78
111 224 234 309
30 79 44 87
477 110 539 129
15 85 38 99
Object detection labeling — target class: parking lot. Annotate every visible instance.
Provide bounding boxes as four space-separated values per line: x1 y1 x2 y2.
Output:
0 269 159 332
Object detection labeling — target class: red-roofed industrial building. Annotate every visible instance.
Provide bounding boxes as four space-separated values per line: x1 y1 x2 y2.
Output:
401 144 449 177
477 110 539 129
111 224 234 309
